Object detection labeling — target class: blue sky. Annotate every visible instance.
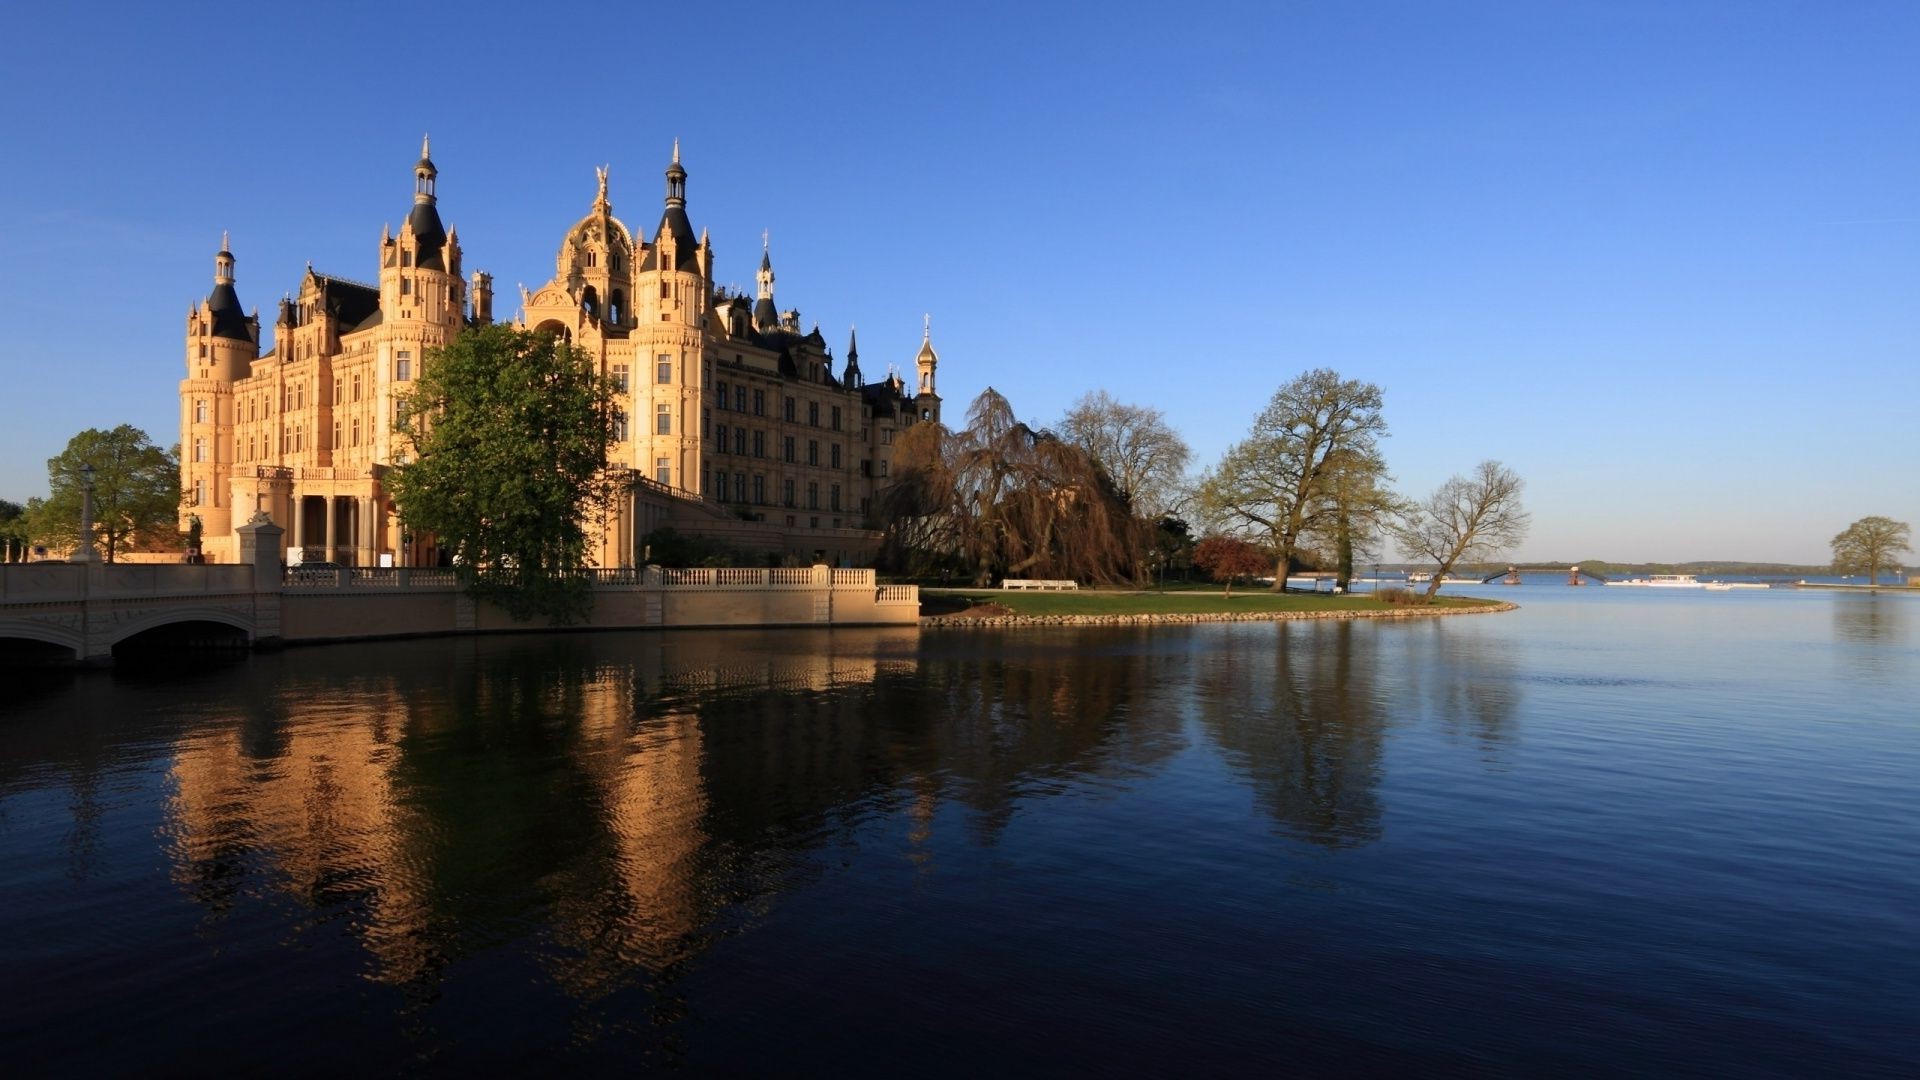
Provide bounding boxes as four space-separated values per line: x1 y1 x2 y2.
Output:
1 1 1913 564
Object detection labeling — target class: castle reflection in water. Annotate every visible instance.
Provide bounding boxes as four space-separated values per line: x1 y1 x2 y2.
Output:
146 623 1519 1000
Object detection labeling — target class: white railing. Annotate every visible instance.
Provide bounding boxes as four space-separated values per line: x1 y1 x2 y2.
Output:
877 584 918 605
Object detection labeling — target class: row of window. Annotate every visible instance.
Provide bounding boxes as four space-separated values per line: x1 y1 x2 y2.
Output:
208 352 416 428
711 381 846 431
711 471 846 513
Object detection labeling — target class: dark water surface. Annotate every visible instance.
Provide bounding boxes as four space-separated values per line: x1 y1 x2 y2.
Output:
3 587 1916 1075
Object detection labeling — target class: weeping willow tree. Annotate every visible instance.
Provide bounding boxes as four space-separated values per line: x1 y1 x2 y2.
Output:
877 388 1146 586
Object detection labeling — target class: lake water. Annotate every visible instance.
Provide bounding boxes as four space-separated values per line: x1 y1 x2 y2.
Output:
2 586 1915 1075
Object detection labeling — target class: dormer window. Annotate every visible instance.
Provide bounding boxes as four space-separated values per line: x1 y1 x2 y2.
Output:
402 251 412 268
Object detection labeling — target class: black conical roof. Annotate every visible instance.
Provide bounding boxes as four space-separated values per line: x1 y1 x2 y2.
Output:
408 201 448 270
206 273 251 341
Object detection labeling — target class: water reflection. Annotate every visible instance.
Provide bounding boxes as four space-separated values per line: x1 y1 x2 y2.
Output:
1196 621 1386 847
1832 594 1909 644
1831 594 1913 683
1402 619 1521 754
151 628 1202 1011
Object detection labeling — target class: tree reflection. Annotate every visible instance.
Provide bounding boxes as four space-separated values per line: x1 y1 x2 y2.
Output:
1197 621 1385 848
1403 620 1520 754
1832 594 1909 646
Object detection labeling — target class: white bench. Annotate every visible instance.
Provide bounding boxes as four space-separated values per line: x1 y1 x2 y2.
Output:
1001 579 1079 591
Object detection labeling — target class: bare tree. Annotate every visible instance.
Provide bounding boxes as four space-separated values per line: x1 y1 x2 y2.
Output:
1395 461 1529 600
876 388 1145 586
1058 390 1192 520
1198 369 1388 589
1830 516 1912 585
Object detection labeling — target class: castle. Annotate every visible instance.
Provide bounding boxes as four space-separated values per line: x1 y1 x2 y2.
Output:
179 140 942 567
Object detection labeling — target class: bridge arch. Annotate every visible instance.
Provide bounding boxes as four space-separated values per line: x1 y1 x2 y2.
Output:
105 607 256 652
0 618 84 663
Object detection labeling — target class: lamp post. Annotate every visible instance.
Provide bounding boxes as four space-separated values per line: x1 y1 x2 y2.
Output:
74 463 101 563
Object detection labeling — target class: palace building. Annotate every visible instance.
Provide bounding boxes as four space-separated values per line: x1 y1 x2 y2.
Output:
179 140 943 567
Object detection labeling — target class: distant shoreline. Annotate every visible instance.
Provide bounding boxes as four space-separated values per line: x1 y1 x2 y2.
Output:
923 601 1518 629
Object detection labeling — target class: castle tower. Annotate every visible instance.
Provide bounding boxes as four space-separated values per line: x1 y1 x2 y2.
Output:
180 234 259 541
371 137 468 471
634 142 710 498
914 315 942 423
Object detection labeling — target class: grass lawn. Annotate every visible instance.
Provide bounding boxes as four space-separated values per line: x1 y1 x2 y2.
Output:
922 588 1503 617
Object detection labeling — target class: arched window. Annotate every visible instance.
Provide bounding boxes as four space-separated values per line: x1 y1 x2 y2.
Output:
608 289 625 325
582 286 599 318
586 250 597 268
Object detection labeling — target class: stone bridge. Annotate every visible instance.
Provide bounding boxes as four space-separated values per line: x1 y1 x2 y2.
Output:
1 520 918 667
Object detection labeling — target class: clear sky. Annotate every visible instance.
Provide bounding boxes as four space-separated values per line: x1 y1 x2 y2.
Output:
1 1 1913 565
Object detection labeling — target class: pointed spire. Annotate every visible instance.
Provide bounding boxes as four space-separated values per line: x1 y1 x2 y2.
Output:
844 325 863 388
673 137 680 165
924 313 931 341
220 229 230 254
421 133 431 161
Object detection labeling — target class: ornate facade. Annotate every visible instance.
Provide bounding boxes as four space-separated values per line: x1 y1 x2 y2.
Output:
180 142 943 567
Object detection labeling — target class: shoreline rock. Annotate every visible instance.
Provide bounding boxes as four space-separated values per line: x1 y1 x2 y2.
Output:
922 601 1518 629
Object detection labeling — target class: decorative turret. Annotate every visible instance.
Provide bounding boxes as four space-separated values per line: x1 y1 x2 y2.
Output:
642 140 698 273
843 325 863 388
914 314 942 422
204 232 254 343
752 231 778 332
470 271 493 324
402 135 448 270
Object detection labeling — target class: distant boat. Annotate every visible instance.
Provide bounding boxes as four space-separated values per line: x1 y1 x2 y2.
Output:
1608 574 1706 588
1406 571 1477 585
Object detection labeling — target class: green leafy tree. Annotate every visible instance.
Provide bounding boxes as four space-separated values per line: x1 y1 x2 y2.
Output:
1829 516 1912 585
387 324 618 622
1395 460 1530 600
1198 369 1389 589
0 498 29 562
1308 445 1408 592
28 426 180 562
